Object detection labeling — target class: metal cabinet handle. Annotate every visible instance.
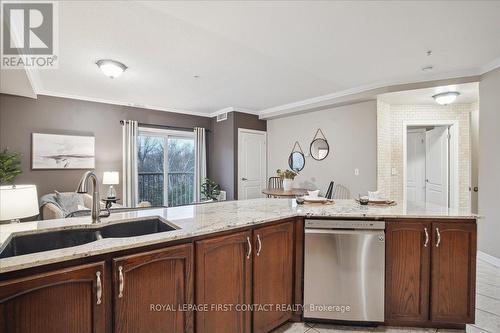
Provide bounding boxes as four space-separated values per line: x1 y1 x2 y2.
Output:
96 271 102 305
256 234 262 256
118 266 124 298
436 228 441 248
246 236 252 259
424 227 429 247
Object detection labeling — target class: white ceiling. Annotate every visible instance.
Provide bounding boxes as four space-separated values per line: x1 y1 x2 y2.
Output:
2 1 499 117
378 82 479 105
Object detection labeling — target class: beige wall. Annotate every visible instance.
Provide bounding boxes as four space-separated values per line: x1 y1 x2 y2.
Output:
377 101 472 208
267 101 377 198
478 68 500 259
0 94 211 201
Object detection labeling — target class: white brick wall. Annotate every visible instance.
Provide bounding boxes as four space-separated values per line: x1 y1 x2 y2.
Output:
377 101 472 209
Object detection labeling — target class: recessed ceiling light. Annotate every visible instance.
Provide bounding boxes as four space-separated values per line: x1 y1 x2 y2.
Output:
432 91 460 105
422 65 434 72
96 59 127 79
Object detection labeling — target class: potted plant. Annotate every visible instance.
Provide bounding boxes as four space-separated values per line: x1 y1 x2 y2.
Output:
276 169 297 191
201 178 221 201
0 149 22 184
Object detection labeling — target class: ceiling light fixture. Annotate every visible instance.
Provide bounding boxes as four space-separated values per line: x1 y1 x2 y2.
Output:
96 59 127 79
432 91 460 105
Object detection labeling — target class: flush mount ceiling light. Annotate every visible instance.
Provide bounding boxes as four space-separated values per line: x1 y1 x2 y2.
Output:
96 59 127 79
432 91 460 105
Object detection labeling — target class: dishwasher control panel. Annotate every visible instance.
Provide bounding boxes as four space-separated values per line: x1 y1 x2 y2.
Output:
305 219 385 230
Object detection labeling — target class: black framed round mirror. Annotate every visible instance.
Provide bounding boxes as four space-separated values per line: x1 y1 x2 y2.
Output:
310 138 329 161
288 151 305 172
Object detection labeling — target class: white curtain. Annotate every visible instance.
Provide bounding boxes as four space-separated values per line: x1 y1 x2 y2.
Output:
122 120 138 207
194 127 207 202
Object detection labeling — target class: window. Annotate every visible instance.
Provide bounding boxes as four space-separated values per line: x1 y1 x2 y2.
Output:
137 128 195 207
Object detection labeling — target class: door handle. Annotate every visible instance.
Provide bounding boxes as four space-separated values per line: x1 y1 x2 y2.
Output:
256 234 262 256
424 227 429 247
436 228 441 248
96 271 102 305
118 266 124 298
246 236 252 259
241 178 248 181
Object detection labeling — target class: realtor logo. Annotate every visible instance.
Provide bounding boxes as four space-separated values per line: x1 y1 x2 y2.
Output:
1 1 58 68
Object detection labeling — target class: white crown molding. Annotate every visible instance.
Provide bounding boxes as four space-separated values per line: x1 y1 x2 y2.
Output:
478 251 500 268
36 90 212 118
480 56 500 75
258 67 484 119
208 106 259 118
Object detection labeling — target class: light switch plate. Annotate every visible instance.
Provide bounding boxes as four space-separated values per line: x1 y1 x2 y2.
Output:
354 168 359 176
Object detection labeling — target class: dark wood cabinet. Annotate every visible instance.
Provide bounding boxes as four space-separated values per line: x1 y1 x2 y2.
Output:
253 221 294 333
113 243 194 333
196 231 252 333
385 219 476 327
0 262 106 333
385 221 431 322
431 222 476 323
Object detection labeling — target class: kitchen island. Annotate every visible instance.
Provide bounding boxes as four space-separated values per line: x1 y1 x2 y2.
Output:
0 198 477 333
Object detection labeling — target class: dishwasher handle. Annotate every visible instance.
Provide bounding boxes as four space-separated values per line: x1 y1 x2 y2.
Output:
305 228 385 236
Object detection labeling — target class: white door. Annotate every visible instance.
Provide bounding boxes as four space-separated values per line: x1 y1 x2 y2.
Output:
407 130 426 204
238 129 267 200
425 127 449 207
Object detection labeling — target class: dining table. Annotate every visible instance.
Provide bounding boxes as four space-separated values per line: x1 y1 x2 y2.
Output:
262 188 309 198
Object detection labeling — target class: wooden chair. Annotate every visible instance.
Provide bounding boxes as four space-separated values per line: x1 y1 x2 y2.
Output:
267 177 283 198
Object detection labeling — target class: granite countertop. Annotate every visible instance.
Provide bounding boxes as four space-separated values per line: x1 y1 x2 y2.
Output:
0 198 477 274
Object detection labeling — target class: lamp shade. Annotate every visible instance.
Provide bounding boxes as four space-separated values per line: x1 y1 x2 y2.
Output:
0 185 39 221
102 171 119 185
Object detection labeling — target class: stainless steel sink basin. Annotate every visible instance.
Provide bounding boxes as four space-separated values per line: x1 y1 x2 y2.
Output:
99 218 177 238
0 229 100 259
0 218 179 259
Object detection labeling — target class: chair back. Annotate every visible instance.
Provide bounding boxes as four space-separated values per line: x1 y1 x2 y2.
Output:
267 177 283 198
325 181 335 199
268 177 283 189
332 184 350 199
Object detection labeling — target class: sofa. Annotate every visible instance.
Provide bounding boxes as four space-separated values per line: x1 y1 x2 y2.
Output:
40 192 120 220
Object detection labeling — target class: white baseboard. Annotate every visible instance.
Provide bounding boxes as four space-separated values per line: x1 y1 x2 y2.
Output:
477 251 500 267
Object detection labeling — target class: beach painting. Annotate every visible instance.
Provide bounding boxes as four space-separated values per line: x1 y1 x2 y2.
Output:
32 133 95 169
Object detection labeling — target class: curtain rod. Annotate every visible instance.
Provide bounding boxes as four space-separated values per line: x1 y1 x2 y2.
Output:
120 120 210 133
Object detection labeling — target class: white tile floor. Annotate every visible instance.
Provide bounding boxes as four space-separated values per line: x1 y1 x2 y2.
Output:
274 258 500 333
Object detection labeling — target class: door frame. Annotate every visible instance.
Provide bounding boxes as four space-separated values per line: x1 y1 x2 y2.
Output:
237 128 267 200
402 120 459 208
406 128 426 203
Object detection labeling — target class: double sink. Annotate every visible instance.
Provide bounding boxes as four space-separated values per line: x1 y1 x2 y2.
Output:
0 218 179 259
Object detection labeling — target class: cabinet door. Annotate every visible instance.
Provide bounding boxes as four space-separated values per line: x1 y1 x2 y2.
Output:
253 222 294 333
431 222 476 323
385 221 431 322
113 243 193 333
0 262 106 333
196 231 252 333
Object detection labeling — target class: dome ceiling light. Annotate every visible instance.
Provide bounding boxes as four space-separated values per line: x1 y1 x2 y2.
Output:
96 59 128 79
432 91 460 105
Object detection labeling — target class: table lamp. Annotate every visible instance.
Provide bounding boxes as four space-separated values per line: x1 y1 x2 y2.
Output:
0 185 39 223
102 171 119 198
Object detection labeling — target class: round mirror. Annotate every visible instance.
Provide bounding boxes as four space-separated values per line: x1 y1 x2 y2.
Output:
310 138 330 161
288 151 305 172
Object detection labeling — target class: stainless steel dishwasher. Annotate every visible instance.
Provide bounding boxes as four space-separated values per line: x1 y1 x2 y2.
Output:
303 219 385 324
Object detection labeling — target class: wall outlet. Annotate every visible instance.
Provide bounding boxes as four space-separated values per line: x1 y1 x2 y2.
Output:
354 168 359 176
